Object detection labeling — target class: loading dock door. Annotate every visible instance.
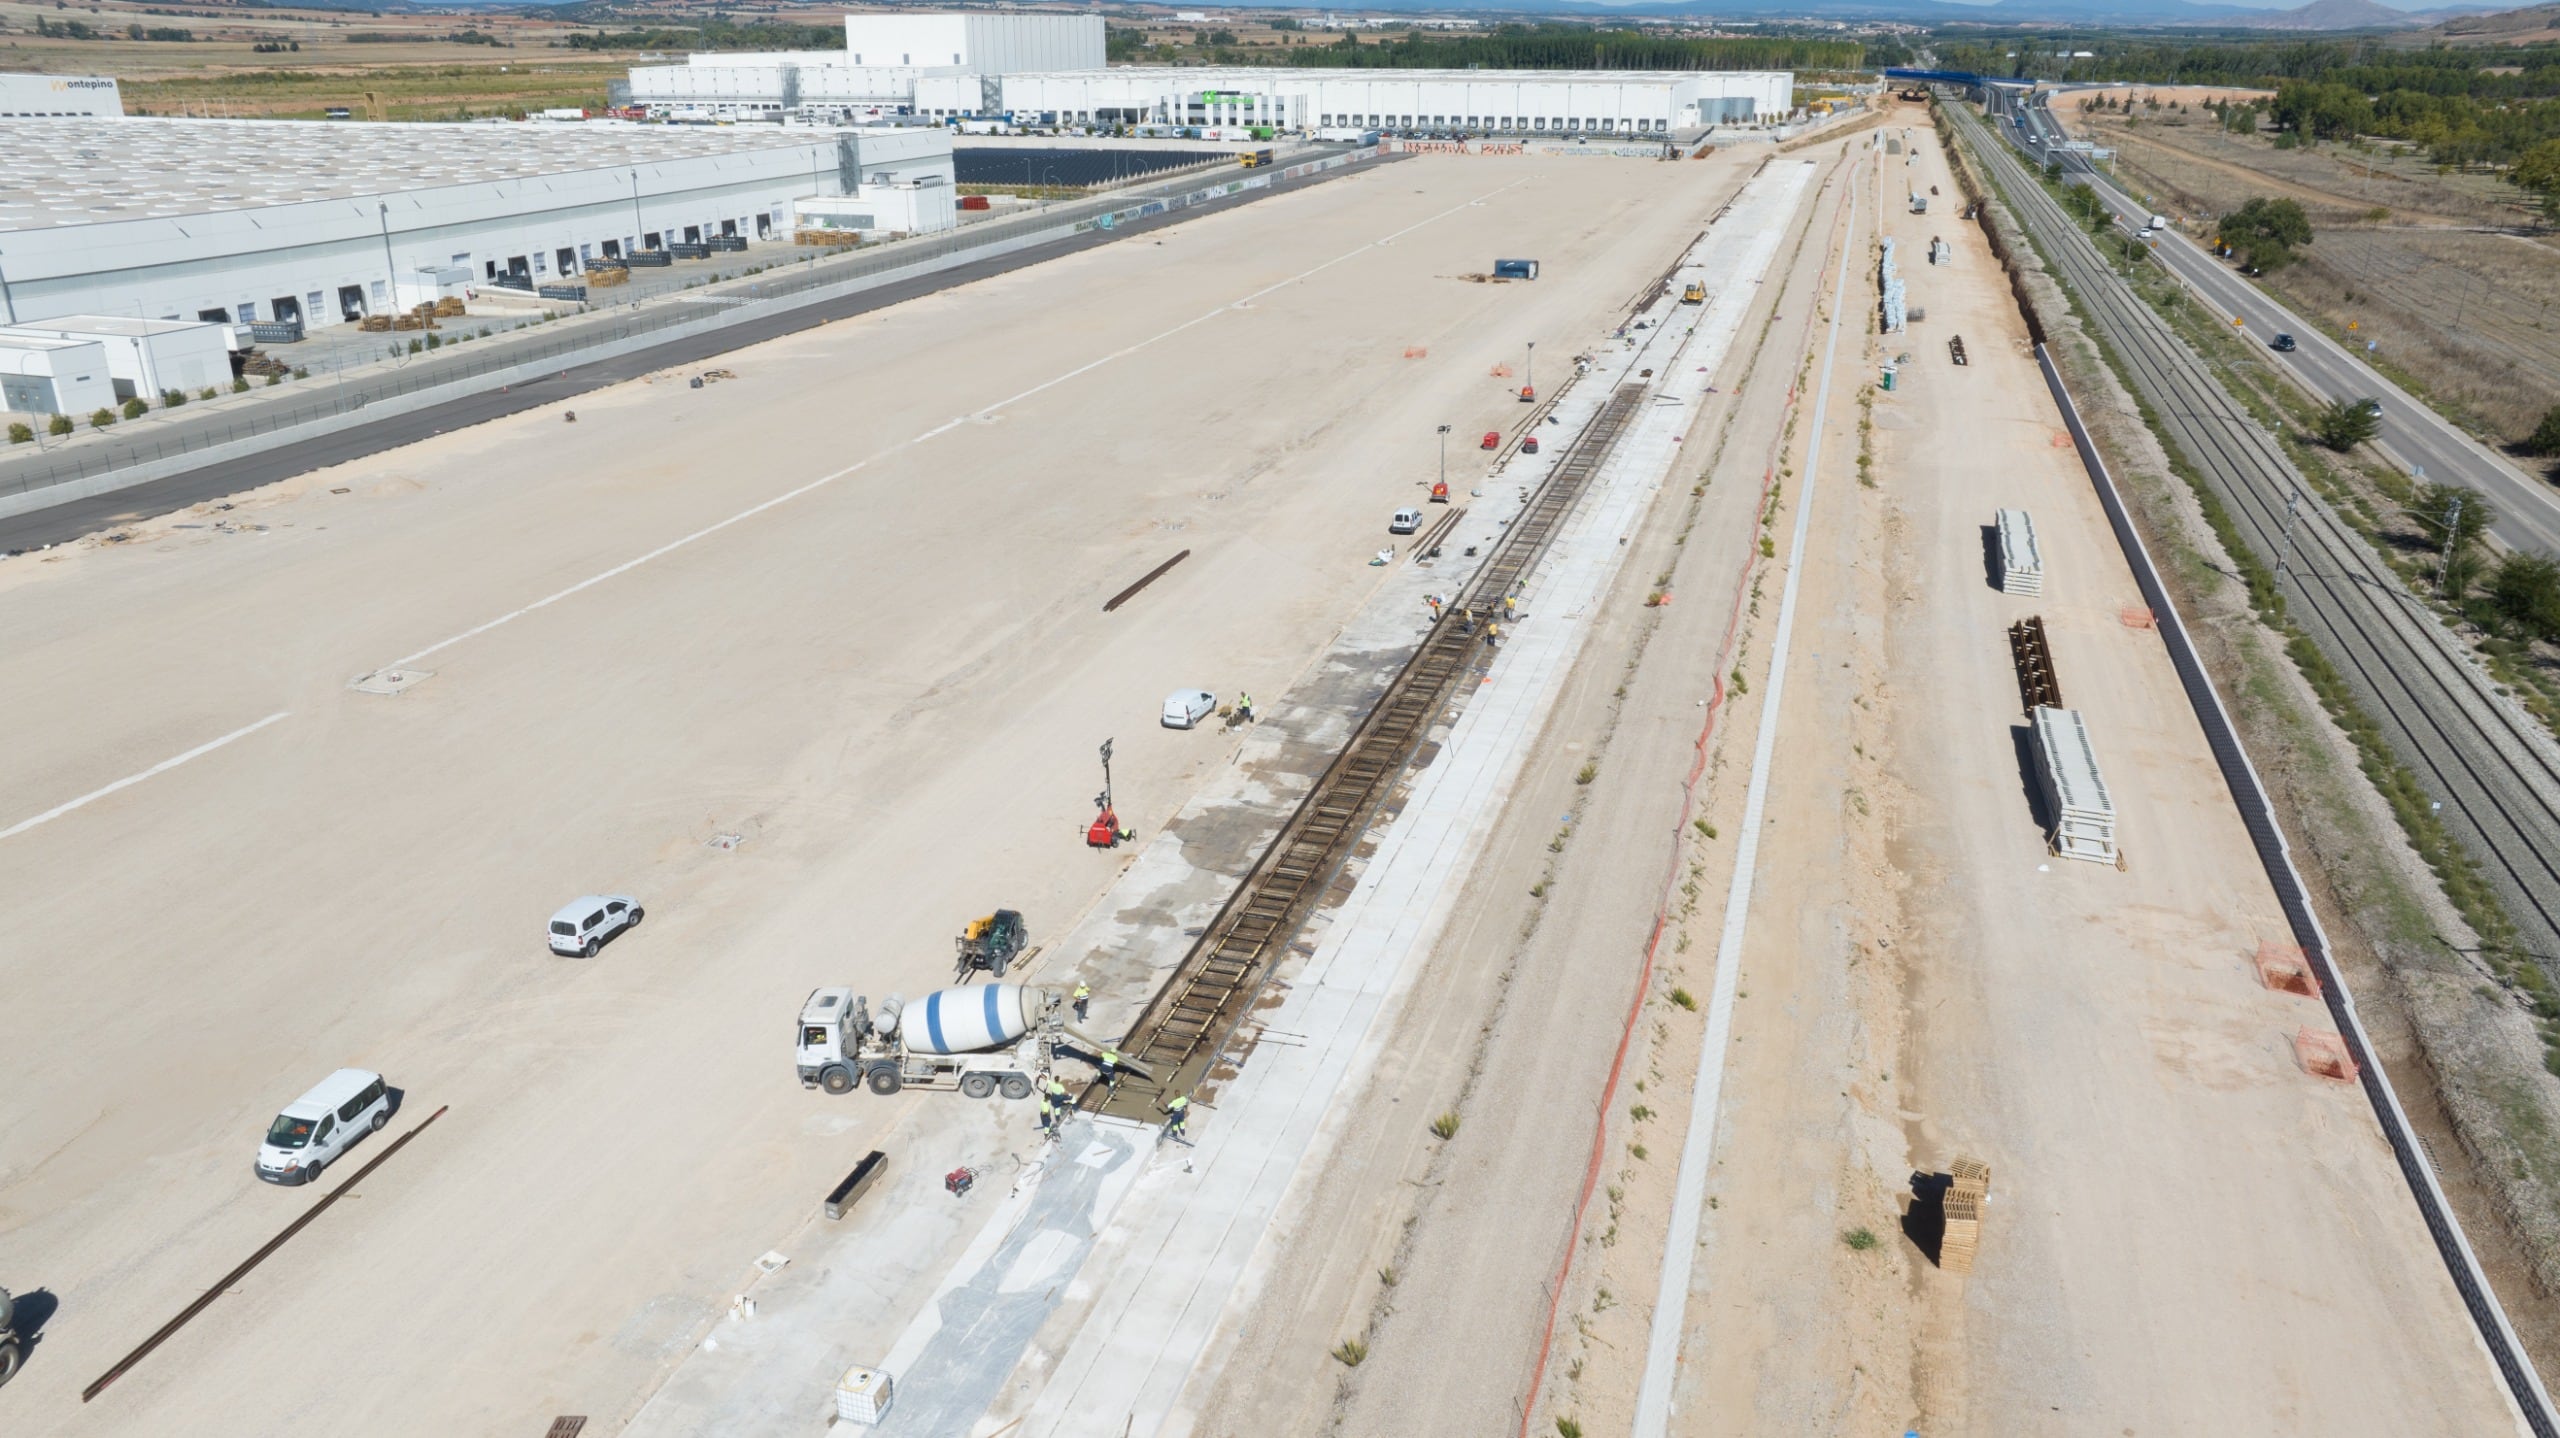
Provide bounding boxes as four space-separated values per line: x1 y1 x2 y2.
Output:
338 285 367 320
556 246 577 274
271 296 303 327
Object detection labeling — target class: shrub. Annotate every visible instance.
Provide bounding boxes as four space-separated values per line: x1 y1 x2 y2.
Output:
1669 986 1698 1011
1331 1338 1368 1367
406 338 423 355
2313 398 2379 452
121 397 147 419
1430 1111 1461 1140
2491 554 2560 641
48 413 73 436
231 377 249 393
198 386 217 401
291 368 307 380
7 422 30 444
89 407 115 430
2522 404 2560 457
1842 1227 1879 1251
266 372 281 386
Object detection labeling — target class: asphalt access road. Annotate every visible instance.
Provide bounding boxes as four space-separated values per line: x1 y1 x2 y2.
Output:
2009 93 2560 559
0 156 1392 555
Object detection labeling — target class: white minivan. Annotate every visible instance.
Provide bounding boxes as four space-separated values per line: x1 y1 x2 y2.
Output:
548 894 642 956
256 1069 392 1186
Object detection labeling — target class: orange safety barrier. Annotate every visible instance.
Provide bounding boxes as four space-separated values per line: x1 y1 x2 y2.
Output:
2255 940 2319 997
2120 605 2157 629
2296 1026 2360 1083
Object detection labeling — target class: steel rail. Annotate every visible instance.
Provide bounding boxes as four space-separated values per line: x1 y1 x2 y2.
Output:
1089 383 1650 1119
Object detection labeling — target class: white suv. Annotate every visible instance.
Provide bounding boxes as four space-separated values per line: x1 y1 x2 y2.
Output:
549 895 643 956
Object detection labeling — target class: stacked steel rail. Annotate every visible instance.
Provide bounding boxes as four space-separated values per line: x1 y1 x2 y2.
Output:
1093 382 1650 1118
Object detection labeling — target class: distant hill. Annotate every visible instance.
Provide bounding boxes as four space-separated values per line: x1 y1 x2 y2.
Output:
2419 0 2560 40
2212 0 2431 29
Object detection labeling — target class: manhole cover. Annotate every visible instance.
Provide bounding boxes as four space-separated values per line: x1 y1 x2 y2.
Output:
349 668 433 696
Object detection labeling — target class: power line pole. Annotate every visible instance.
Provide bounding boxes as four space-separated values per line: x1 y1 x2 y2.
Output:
2437 493 2464 597
2273 487 2303 589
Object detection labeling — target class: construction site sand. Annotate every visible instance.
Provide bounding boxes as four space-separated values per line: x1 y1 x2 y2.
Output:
1189 144 1853 1437
1680 121 2516 1435
0 152 1744 1434
1199 120 2530 1438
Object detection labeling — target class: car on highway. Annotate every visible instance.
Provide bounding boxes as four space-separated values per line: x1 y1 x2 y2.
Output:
549 894 642 956
256 1068 391 1186
1389 507 1423 535
1161 688 1218 729
2271 333 2297 353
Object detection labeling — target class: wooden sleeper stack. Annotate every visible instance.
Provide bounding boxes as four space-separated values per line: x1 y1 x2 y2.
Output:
1941 1156 1992 1275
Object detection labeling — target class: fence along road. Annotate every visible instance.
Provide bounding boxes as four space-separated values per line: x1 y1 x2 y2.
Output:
0 149 1376 547
1948 96 2560 1433
1949 100 2560 990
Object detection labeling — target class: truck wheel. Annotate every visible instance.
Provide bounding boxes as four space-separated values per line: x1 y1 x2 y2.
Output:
0 1339 20 1389
581 939 598 958
821 1066 855 1096
866 1067 902 1096
960 1073 997 1100
999 1075 1034 1101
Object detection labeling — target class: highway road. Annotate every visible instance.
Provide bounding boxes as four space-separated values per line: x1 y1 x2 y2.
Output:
2002 91 2560 560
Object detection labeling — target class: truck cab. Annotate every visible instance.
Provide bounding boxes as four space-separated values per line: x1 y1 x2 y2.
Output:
798 987 863 1092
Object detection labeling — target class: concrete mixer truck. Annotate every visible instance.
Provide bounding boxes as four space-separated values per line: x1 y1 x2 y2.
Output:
797 983 1141 1099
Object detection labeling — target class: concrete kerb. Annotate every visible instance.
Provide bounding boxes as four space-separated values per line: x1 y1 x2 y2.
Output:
0 158 1384 527
2038 341 2559 1438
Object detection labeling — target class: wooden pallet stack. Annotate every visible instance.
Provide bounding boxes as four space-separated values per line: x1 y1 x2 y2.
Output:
1941 1157 1991 1275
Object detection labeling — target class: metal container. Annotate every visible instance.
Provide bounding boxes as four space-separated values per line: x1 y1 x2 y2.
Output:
903 984 1047 1055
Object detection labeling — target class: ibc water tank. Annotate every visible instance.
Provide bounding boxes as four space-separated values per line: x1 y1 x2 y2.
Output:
905 984 1036 1055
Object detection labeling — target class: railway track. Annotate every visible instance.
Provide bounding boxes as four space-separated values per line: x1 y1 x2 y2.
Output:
1953 100 2560 1432
1091 382 1651 1119
1953 102 2560 968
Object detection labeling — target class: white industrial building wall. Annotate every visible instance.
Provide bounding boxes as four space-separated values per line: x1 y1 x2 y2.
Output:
0 148 842 331
841 13 1099 73
0 337 115 415
0 72 122 118
994 70 1791 131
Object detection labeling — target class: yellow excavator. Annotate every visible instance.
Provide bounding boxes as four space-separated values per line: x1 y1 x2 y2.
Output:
1681 282 1707 305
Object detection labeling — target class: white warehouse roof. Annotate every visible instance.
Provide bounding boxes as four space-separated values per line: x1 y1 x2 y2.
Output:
0 117 837 230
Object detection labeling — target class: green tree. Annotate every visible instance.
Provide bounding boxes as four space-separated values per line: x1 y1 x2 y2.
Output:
2491 554 2560 640
2218 196 2313 272
2407 481 2496 597
2515 139 2560 221
2315 397 2380 451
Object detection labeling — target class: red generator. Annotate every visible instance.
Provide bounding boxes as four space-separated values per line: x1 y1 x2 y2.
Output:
1479 430 1500 450
1087 807 1122 848
1522 435 1541 455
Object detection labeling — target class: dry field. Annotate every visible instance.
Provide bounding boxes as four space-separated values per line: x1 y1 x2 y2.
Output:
2065 105 2560 444
0 0 640 117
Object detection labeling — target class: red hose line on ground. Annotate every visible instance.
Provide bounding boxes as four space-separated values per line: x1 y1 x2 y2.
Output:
1513 452 1782 1436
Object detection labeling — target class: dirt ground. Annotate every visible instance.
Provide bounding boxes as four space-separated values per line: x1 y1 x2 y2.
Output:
1193 111 2532 1438
1186 145 1855 1438
0 151 1745 1435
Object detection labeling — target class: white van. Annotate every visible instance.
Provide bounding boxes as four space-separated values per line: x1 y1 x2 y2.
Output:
256 1068 391 1186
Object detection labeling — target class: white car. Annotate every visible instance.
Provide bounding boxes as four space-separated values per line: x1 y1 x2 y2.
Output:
256 1069 391 1186
549 894 643 956
1161 689 1218 729
1388 508 1423 535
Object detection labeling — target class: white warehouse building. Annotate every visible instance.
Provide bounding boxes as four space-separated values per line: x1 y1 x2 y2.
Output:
967 68 1790 135
626 12 1790 133
0 119 952 334
0 71 124 119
